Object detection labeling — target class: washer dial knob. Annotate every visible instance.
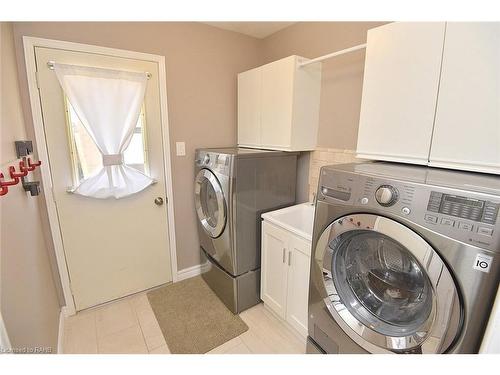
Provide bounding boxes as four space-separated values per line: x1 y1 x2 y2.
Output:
375 185 399 206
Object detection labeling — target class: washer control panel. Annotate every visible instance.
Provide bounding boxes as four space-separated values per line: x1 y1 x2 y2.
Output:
195 151 231 176
318 168 500 252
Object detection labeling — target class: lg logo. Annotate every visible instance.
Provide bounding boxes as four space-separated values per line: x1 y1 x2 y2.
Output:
473 254 493 273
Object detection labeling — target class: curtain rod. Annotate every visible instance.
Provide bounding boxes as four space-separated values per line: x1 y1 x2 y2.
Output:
299 43 367 67
46 61 152 79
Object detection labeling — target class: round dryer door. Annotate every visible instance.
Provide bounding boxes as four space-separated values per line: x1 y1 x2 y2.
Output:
315 214 462 353
194 169 226 238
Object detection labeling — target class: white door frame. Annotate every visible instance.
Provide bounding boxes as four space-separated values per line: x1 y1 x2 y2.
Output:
23 36 178 316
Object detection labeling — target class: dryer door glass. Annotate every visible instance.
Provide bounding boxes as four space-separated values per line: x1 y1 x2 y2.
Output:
194 169 226 238
331 230 433 335
200 179 219 227
317 213 461 353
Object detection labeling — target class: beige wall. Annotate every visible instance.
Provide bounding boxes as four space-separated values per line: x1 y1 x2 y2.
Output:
261 22 387 202
0 20 391 351
262 22 387 150
12 22 263 271
7 21 387 290
1 22 61 352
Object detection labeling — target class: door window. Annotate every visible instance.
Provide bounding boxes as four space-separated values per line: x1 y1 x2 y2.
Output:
330 230 433 336
65 98 149 183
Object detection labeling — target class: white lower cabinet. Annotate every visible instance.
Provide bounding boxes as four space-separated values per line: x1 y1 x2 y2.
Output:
261 221 311 338
261 222 289 318
284 236 311 337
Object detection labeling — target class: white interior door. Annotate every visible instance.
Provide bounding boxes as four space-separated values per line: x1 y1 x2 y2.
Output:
35 47 172 311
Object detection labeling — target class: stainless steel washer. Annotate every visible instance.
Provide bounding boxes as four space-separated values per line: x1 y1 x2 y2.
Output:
194 148 297 313
308 162 500 354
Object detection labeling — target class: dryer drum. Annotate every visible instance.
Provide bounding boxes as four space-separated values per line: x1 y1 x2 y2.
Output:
334 230 433 333
318 213 462 353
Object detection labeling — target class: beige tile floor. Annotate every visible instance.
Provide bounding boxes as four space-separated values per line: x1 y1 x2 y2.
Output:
63 289 306 354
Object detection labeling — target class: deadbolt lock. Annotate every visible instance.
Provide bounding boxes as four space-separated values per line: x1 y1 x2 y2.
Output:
154 197 164 206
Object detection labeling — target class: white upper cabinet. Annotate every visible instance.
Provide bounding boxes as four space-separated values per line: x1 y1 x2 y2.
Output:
357 22 500 175
238 55 322 151
260 58 295 149
237 67 262 147
429 23 500 174
357 22 446 165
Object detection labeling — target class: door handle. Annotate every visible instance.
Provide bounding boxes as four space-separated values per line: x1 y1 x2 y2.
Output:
288 251 292 266
282 248 286 263
154 197 164 206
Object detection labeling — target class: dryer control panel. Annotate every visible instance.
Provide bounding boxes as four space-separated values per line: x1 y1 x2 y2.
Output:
318 168 500 252
426 192 498 225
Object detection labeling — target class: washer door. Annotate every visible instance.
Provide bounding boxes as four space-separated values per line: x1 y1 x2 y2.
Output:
316 214 461 353
194 169 226 238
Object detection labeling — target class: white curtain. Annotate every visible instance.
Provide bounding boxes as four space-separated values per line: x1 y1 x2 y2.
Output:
54 63 154 199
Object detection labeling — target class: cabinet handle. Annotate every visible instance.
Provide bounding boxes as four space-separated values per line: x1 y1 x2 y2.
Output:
288 251 292 266
282 248 286 263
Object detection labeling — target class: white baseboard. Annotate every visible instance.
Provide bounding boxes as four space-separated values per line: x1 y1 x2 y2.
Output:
57 306 69 354
176 262 209 282
0 311 12 351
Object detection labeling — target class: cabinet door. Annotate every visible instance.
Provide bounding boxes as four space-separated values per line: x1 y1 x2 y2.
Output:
285 236 311 338
429 23 500 174
238 67 262 147
357 22 446 164
260 56 295 149
261 222 289 319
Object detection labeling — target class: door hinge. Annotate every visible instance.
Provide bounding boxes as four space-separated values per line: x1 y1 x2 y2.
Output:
68 281 77 309
35 71 40 89
51 187 57 204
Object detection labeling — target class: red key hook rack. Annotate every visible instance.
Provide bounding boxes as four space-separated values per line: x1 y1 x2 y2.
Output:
0 171 20 197
0 173 19 187
0 173 8 196
21 160 36 172
28 158 42 168
0 140 42 198
10 164 28 178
